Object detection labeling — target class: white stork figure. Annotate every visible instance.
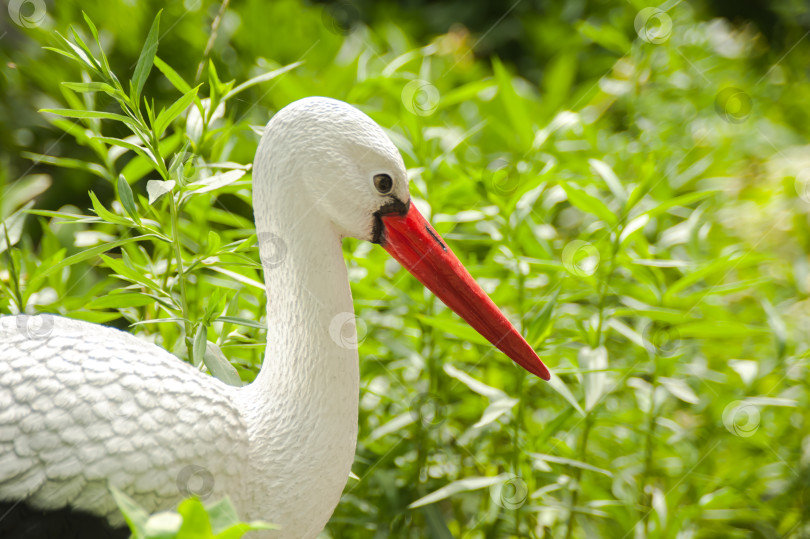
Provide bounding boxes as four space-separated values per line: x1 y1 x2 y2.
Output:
0 97 550 538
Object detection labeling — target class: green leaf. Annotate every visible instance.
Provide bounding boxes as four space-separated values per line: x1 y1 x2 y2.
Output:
676 321 769 338
530 453 614 477
547 371 586 416
122 132 182 184
146 180 176 205
110 486 149 538
117 174 140 223
408 475 506 509
206 497 241 535
153 85 201 139
177 498 213 537
193 324 208 367
131 11 162 104
36 236 156 280
576 20 633 55
761 298 787 359
642 190 718 220
154 56 192 93
87 293 157 309
561 183 618 225
89 191 132 226
40 108 140 130
54 30 101 74
492 57 533 150
417 315 490 346
100 254 164 295
95 137 160 171
61 81 118 95
589 158 626 203
421 505 454 539
208 497 276 536
203 341 242 387
527 288 559 347
659 377 699 404
579 346 608 412
1 174 51 216
68 26 103 72
215 316 266 330
223 62 302 101
21 152 109 180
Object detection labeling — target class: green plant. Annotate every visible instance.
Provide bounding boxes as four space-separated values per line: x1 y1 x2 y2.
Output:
112 487 274 539
1 1 808 537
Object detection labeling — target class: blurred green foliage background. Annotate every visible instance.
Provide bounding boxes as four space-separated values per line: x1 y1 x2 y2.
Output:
2 0 810 537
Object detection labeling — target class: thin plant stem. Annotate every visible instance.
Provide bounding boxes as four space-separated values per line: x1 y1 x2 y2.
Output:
565 227 622 537
637 357 659 532
169 193 193 361
2 220 24 312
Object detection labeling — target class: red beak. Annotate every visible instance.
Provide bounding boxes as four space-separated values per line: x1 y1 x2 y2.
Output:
380 202 550 380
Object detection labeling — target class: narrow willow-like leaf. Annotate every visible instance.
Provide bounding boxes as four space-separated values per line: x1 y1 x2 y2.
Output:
68 26 103 73
203 341 242 387
408 475 506 509
89 191 133 227
642 190 719 220
561 183 618 225
492 57 533 150
100 254 164 295
41 108 140 130
153 85 200 138
54 30 101 74
131 10 162 104
110 486 148 538
81 11 116 83
95 136 160 171
154 56 192 93
216 316 266 330
117 174 140 223
223 62 302 101
61 81 118 95
193 323 208 367
36 236 157 280
21 152 109 179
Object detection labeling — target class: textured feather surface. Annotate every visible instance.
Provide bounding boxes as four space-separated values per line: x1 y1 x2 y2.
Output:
0 97 412 539
0 315 249 527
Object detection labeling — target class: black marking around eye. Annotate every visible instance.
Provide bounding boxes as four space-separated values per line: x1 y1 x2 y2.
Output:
425 225 447 252
371 197 411 245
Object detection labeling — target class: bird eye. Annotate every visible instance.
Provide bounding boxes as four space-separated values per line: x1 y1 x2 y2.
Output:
373 174 394 195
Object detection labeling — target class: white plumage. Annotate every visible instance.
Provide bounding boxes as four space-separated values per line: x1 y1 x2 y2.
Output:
0 96 549 538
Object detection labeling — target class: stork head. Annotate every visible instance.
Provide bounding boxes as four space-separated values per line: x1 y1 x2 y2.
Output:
262 96 550 380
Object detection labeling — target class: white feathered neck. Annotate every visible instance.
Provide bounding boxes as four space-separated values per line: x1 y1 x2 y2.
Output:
233 99 362 537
